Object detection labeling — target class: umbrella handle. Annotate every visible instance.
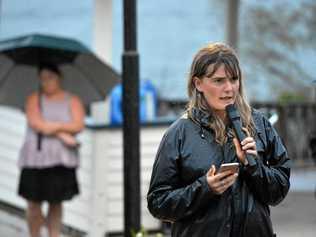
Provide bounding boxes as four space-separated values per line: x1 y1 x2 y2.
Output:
37 91 43 151
37 133 42 150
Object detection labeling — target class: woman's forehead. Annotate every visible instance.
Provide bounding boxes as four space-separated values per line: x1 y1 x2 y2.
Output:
206 63 236 78
206 64 226 76
40 69 58 77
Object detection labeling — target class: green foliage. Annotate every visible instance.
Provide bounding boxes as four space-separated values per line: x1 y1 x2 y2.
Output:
278 91 307 104
131 227 164 237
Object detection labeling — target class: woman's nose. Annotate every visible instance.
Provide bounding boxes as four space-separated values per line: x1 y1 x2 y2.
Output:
223 79 233 91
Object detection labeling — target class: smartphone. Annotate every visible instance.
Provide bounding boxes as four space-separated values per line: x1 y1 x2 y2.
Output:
217 162 239 174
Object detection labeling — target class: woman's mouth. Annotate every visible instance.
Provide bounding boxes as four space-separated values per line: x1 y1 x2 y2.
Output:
220 96 233 101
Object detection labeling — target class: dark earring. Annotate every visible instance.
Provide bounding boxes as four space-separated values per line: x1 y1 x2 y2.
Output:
194 88 199 98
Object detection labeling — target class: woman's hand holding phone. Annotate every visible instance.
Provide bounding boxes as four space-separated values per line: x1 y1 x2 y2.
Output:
206 164 238 195
217 162 239 174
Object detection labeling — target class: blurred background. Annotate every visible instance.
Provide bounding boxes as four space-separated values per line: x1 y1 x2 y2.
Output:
0 0 315 236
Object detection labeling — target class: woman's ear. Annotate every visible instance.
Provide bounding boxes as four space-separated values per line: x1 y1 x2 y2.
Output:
194 77 203 93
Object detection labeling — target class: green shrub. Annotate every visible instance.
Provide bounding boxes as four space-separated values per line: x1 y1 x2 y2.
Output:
131 227 164 237
278 91 307 104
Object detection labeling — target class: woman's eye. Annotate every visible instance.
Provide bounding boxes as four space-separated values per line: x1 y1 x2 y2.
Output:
213 78 223 84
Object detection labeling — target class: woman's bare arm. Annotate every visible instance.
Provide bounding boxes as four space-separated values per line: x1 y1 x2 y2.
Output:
57 95 85 134
26 92 60 135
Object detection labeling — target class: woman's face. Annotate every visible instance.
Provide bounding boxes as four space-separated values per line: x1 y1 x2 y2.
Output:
195 64 240 116
39 69 61 95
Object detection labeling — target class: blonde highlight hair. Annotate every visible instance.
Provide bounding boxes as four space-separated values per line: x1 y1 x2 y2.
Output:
186 42 255 145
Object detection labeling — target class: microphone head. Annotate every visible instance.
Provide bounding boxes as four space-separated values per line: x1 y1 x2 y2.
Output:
225 104 240 120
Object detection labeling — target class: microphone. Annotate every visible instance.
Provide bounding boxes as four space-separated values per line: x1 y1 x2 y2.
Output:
225 104 256 167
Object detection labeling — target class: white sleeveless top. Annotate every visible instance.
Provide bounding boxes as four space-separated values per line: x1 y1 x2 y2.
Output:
18 93 79 168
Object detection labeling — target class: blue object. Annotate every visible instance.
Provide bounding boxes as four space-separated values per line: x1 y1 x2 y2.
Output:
110 80 157 125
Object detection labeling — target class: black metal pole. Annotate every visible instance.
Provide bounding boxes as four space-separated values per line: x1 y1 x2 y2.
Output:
227 0 240 51
122 0 141 236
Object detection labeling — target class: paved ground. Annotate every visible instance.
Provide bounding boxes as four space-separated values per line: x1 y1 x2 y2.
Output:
270 166 316 237
0 167 315 237
0 210 74 237
271 191 315 237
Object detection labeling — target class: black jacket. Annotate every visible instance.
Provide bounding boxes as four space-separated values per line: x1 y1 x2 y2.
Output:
147 108 291 237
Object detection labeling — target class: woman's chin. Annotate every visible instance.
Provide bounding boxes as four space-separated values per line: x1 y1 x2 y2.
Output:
222 100 235 107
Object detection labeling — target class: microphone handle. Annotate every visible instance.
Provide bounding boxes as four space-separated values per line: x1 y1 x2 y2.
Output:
231 119 257 167
231 119 247 142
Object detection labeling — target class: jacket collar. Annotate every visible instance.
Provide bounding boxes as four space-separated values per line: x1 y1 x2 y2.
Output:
190 107 212 128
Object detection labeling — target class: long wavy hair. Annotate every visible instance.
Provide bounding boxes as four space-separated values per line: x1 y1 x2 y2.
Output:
186 42 255 145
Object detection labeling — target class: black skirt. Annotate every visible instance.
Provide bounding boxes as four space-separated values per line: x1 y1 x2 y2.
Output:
18 165 79 203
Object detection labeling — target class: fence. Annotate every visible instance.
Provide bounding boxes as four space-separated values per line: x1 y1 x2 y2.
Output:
252 102 316 165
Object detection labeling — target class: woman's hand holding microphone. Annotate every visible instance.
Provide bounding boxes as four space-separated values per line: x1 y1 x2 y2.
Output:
206 129 258 195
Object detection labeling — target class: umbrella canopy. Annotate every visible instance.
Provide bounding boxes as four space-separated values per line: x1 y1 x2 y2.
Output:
0 34 120 110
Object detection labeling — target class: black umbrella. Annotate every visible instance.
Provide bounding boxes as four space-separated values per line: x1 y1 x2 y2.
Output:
0 33 120 110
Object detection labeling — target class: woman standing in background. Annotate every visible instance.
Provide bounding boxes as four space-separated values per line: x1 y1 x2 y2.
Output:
18 64 85 237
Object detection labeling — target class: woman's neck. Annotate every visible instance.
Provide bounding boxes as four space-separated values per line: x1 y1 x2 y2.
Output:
214 110 229 125
43 89 65 101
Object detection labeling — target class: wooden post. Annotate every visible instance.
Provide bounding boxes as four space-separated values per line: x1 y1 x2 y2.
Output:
94 0 113 64
89 130 109 237
226 0 240 50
